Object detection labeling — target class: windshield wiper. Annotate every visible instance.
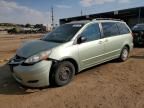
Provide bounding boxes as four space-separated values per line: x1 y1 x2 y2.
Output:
42 39 64 43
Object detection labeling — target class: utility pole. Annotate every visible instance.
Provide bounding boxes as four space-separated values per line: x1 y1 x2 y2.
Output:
138 7 141 23
81 9 83 16
51 6 54 29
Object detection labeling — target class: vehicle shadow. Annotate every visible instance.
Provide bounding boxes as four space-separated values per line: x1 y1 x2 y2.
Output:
76 59 119 75
130 55 144 59
134 45 144 48
0 64 36 95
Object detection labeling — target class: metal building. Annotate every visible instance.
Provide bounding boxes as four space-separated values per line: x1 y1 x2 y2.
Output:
60 6 144 28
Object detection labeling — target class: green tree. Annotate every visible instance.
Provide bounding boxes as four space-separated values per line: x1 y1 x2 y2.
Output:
25 23 31 28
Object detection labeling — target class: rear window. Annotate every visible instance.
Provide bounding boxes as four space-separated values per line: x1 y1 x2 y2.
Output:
102 22 119 37
117 22 130 34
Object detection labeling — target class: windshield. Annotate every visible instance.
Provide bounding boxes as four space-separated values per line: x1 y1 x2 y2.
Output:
132 24 144 31
43 24 84 43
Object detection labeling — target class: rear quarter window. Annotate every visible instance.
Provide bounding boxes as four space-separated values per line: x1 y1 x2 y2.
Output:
116 22 130 34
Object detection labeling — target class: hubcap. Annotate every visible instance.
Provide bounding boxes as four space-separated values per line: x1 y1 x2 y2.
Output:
59 67 70 81
122 49 128 60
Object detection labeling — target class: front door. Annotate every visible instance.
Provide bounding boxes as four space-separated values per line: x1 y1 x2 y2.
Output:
78 23 105 70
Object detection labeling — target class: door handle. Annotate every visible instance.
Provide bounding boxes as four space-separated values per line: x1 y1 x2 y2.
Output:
99 41 103 44
105 39 108 42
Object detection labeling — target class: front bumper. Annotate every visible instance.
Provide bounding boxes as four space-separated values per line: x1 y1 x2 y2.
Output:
9 60 52 87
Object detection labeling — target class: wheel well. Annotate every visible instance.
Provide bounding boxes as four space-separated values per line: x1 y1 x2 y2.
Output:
124 45 130 52
61 58 79 74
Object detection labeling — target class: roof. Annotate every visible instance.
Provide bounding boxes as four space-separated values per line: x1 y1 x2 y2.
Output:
64 18 124 25
67 20 90 24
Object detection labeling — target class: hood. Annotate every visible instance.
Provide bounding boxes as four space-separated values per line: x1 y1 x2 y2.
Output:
16 40 61 58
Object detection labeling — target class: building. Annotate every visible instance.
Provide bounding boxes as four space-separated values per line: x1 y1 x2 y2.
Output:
60 6 144 28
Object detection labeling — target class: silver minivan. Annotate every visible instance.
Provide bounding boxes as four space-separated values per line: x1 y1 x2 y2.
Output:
9 19 133 87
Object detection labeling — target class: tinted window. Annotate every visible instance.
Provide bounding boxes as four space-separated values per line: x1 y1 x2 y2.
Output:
132 24 144 31
117 22 130 34
102 22 119 37
43 24 83 43
81 23 101 42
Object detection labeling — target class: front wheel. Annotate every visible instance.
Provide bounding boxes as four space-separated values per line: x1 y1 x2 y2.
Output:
119 46 129 62
51 61 75 86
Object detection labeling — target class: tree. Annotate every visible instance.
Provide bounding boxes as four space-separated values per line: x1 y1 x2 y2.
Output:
34 24 43 28
25 23 31 28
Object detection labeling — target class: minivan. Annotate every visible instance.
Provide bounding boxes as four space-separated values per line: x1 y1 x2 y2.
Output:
9 19 133 87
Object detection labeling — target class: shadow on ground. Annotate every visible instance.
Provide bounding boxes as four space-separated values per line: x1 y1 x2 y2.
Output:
0 64 35 95
131 55 144 59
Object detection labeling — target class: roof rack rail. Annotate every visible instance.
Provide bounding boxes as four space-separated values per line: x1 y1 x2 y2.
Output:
92 18 122 21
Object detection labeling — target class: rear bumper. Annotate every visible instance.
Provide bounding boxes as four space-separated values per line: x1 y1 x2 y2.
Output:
9 60 52 87
130 43 134 51
133 37 144 45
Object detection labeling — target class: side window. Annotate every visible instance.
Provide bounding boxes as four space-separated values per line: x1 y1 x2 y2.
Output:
102 22 119 37
117 22 130 34
81 23 101 42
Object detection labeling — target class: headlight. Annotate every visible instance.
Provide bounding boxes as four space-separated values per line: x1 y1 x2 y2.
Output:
24 50 51 64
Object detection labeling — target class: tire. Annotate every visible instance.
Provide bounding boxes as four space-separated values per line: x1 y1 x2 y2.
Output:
51 61 75 86
119 46 129 62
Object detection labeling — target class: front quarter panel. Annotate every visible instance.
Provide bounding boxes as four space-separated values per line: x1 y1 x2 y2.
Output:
49 42 80 70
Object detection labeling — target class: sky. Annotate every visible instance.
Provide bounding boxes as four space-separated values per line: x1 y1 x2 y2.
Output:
0 0 144 25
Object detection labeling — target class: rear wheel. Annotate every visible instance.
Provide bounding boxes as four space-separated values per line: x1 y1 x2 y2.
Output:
51 61 75 86
119 46 129 62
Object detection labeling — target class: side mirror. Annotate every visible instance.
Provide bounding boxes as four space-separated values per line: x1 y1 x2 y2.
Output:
77 36 87 44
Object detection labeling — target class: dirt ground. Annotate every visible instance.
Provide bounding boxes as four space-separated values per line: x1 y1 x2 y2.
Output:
0 34 144 108
0 33 42 63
